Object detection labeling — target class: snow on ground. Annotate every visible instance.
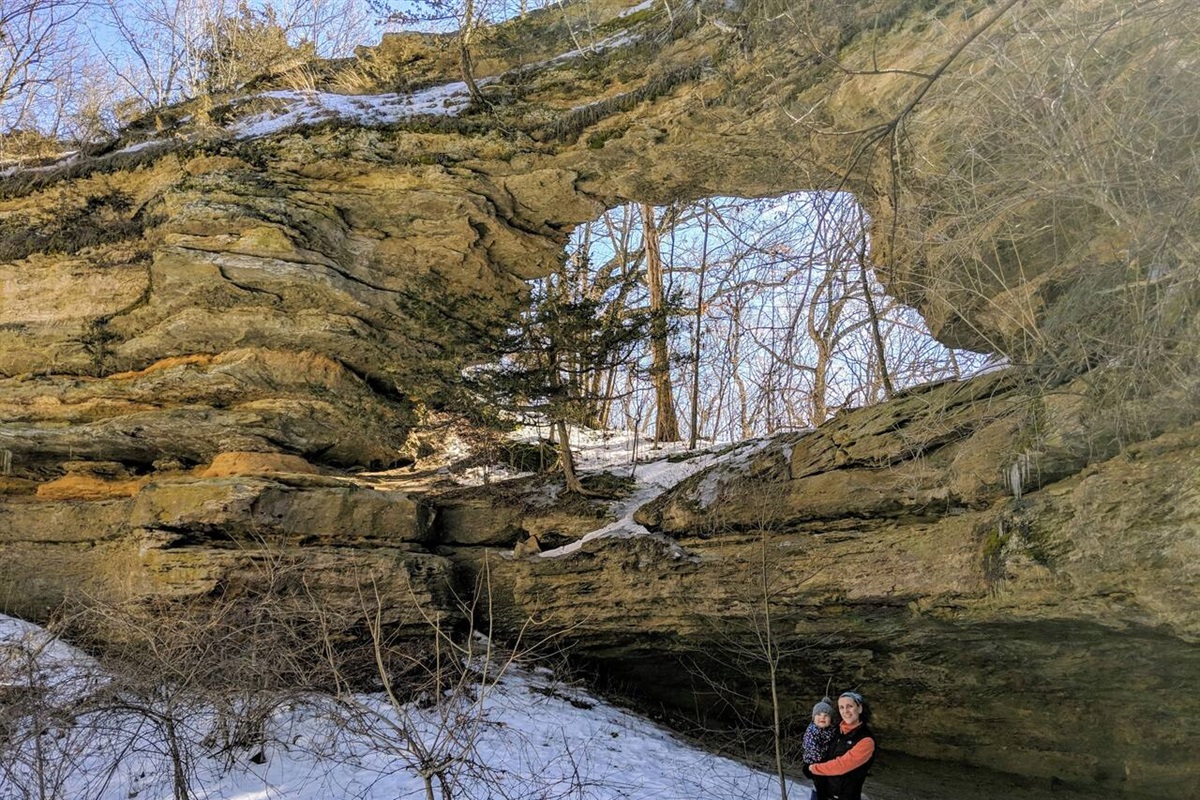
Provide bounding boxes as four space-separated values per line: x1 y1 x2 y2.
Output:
0 615 812 800
0 11 652 177
227 23 645 140
537 428 776 559
397 420 790 558
540 28 644 67
0 614 104 703
618 0 657 17
507 423 787 558
0 151 79 177
229 82 484 139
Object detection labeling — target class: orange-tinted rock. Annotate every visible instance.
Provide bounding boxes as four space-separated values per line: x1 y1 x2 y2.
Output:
199 451 321 478
36 473 144 501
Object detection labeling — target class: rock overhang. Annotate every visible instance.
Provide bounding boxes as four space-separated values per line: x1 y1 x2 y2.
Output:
0 1 1197 795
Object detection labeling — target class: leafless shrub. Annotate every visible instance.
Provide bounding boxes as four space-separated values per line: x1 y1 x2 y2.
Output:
0 615 118 800
682 502 840 800
308 554 562 800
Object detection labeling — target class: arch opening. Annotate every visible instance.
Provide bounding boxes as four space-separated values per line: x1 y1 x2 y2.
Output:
498 191 994 445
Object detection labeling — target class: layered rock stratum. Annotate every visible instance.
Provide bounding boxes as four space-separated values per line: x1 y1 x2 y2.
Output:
1 0 1196 797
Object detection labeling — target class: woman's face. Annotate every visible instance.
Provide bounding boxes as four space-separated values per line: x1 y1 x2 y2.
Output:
838 697 861 725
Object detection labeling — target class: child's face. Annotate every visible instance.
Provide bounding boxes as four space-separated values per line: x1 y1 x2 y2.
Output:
813 712 832 729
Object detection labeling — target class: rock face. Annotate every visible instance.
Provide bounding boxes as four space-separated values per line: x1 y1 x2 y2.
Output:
477 373 1199 798
1 0 1197 797
0 151 594 472
2 0 1195 474
0 462 452 630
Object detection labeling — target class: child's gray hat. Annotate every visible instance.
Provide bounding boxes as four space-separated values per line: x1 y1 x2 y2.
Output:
812 698 835 717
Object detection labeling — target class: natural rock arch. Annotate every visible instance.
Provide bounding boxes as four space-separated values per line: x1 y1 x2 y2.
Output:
0 0 1196 796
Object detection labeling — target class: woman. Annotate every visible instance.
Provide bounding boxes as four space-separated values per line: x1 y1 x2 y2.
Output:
803 691 876 800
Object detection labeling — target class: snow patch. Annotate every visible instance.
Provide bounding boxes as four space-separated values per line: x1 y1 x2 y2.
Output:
226 25 644 141
619 0 658 17
0 615 105 704
110 138 167 155
0 615 816 800
689 436 777 510
0 150 79 177
536 433 773 559
230 82 483 139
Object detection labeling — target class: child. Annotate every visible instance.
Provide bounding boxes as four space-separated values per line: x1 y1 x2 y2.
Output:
802 697 837 800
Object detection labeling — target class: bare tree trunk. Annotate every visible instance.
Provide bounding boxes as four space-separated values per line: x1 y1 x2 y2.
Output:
555 419 585 495
689 205 711 450
806 254 855 425
596 368 617 428
857 224 895 399
725 305 753 439
458 0 483 104
810 337 830 425
734 370 751 439
33 720 46 800
165 715 191 800
573 221 607 428
760 534 787 800
640 204 680 444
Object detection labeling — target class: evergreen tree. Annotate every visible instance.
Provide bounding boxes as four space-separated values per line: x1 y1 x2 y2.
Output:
469 270 647 494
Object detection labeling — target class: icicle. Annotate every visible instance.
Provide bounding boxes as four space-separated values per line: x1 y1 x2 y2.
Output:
1007 453 1031 500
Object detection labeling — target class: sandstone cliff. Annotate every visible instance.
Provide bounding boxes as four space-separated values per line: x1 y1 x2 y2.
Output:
1 0 1196 797
475 370 1198 797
